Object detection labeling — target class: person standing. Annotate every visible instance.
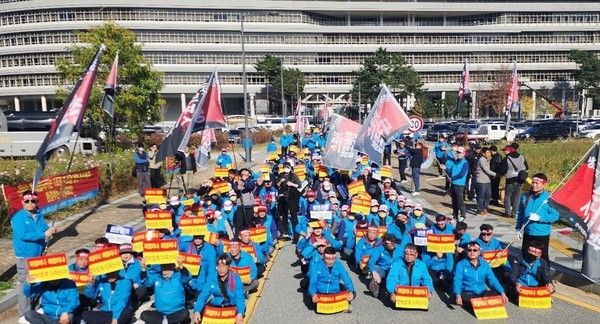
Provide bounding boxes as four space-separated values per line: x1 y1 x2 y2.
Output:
406 142 424 196
515 173 560 263
442 146 469 222
489 145 502 206
465 143 482 201
396 140 411 183
133 143 151 196
277 162 301 240
234 168 256 233
474 147 496 216
500 143 528 218
434 135 450 178
178 145 197 188
383 143 392 166
148 143 163 189
216 148 234 169
11 190 59 319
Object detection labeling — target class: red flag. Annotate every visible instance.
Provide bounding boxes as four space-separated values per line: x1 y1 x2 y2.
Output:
156 70 227 161
101 52 118 117
458 60 471 101
550 142 600 282
320 97 330 120
353 85 411 166
506 62 519 113
33 44 105 190
294 99 307 134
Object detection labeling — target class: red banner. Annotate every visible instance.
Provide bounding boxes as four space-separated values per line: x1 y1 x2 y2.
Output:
2 167 100 216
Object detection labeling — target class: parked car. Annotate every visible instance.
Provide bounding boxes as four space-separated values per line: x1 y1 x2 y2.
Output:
425 123 457 141
517 122 577 141
478 124 518 141
579 124 600 139
228 129 241 143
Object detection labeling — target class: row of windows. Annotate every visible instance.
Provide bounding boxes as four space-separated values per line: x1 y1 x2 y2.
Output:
0 71 574 88
2 30 598 48
0 51 579 69
1 8 599 27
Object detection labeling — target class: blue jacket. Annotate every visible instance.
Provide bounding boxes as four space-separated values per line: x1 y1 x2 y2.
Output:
181 241 217 287
453 258 505 296
194 271 246 315
386 259 435 294
516 190 560 236
475 237 504 252
279 134 293 148
11 209 49 258
308 258 355 296
68 263 88 273
230 251 258 282
24 280 79 319
297 231 341 253
367 245 403 273
147 270 191 314
445 158 469 186
216 153 233 168
266 141 277 153
422 252 454 273
354 236 382 266
367 214 393 227
387 222 413 250
84 277 132 320
434 141 450 159
119 258 144 286
431 223 455 235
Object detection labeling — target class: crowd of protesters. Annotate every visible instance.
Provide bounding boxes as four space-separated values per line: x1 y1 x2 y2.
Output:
12 127 560 323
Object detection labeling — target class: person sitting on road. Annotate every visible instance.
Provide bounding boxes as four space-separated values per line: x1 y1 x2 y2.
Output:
82 270 133 324
192 254 246 324
69 248 96 312
507 240 555 301
408 204 428 228
386 243 435 305
354 222 382 273
23 277 79 324
227 238 259 294
372 204 393 227
431 214 455 235
308 247 356 313
453 241 508 308
117 244 146 308
238 229 267 270
422 251 454 291
386 211 413 252
454 221 472 256
475 224 509 283
140 262 192 324
367 234 403 297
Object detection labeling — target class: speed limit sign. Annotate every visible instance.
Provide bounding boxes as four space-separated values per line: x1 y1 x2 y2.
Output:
408 115 424 132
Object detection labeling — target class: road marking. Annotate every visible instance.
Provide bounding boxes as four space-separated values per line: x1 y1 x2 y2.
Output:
244 240 285 324
554 293 600 313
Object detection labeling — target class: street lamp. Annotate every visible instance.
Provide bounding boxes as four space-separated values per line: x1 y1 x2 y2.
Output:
240 11 279 162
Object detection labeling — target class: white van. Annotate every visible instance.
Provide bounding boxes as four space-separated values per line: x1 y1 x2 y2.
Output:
478 124 518 142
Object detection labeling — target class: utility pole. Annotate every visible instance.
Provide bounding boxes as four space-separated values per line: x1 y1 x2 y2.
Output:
358 82 362 123
280 63 286 123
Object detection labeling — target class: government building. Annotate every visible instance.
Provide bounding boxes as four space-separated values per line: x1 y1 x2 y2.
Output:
1 0 599 120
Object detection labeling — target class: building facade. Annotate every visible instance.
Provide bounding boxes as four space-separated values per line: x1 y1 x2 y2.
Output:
0 0 599 119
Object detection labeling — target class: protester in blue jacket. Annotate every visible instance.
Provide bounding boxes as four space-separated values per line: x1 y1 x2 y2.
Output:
366 234 403 297
454 221 472 256
354 224 382 270
216 149 234 168
508 240 555 300
453 241 508 308
431 214 455 235
515 173 560 263
387 212 413 253
386 243 435 303
117 244 147 307
279 131 294 155
308 247 355 308
82 271 133 324
11 190 59 317
193 255 246 324
422 251 454 290
442 146 470 221
23 278 79 324
180 234 217 293
228 238 259 294
141 262 192 324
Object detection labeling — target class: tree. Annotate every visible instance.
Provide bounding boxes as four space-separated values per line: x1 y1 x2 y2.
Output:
520 95 535 119
352 48 423 111
254 55 305 115
414 94 440 118
479 69 511 117
569 50 600 105
56 22 164 139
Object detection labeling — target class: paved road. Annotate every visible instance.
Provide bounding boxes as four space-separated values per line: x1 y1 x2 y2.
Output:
250 241 599 324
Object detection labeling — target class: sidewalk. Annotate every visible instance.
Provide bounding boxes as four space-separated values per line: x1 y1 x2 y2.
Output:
393 159 600 296
0 148 267 317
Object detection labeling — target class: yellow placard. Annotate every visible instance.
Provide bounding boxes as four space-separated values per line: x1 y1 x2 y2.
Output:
482 250 508 268
249 226 267 243
471 296 509 320
213 182 232 194
267 152 279 161
88 247 124 276
316 291 349 314
202 306 237 324
181 199 194 206
260 165 271 173
294 165 306 181
289 145 300 153
144 210 173 229
214 168 229 178
27 253 70 283
350 198 370 215
261 173 270 181
231 266 252 284
518 287 552 309
132 231 147 253
380 166 393 179
348 180 366 196
143 239 179 265
70 272 92 287
144 188 167 204
395 286 429 309
179 252 201 276
426 234 456 253
178 216 208 236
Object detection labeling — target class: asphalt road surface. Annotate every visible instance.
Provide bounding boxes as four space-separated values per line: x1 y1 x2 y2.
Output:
250 241 600 324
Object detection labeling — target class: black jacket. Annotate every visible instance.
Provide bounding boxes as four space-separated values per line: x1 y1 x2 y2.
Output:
509 256 552 287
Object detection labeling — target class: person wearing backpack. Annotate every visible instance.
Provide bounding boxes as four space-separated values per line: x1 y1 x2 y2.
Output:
499 143 528 218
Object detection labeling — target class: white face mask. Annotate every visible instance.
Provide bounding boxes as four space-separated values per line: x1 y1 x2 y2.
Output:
224 206 232 212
